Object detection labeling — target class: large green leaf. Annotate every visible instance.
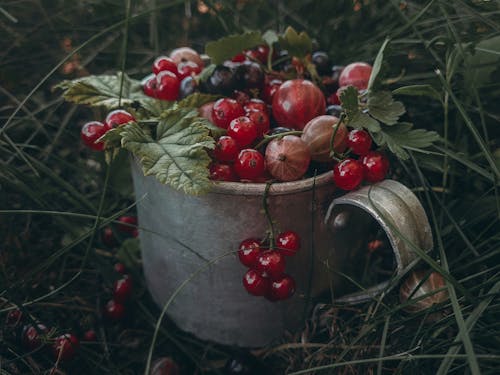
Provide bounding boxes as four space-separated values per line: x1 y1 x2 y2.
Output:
368 91 406 125
205 31 263 65
278 26 312 59
55 72 149 109
116 107 215 195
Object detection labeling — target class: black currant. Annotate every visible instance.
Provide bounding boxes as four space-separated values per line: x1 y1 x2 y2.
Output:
234 61 265 90
312 51 331 75
201 65 236 96
178 76 198 99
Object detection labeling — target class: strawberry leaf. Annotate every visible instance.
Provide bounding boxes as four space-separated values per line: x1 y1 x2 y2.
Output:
205 31 263 65
55 72 148 109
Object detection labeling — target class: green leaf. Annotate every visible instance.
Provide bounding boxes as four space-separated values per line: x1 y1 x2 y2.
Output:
55 72 149 109
138 98 175 118
340 86 381 132
177 92 220 109
351 112 381 132
339 86 360 117
117 238 141 269
262 30 279 47
372 123 440 160
278 26 312 59
368 91 406 125
393 84 442 102
119 107 215 195
368 38 390 90
205 31 263 65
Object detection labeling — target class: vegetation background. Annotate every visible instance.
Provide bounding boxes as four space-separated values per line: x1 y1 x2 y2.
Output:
1 0 499 374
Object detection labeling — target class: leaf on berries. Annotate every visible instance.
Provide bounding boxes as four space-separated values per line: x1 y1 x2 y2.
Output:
393 84 442 102
339 86 381 132
55 72 148 109
278 26 312 59
339 86 360 117
177 92 220 109
136 98 174 118
371 123 440 160
368 38 390 90
205 31 263 65
350 112 381 132
368 91 406 125
262 30 279 47
118 106 215 195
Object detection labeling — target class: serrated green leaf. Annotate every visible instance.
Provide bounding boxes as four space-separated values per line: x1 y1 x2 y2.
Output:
205 31 263 65
368 38 390 90
339 86 360 116
278 26 312 59
138 98 175 118
177 92 220 109
119 107 215 195
368 90 406 125
393 84 442 102
55 72 149 109
262 30 279 47
372 123 440 160
350 112 381 132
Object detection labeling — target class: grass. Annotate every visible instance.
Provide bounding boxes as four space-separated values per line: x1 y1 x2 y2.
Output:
1 0 500 374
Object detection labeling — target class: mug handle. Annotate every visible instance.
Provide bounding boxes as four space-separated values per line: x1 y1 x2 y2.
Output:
324 179 433 304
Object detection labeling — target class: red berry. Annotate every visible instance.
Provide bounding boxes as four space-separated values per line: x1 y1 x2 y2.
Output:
177 60 201 80
151 357 180 375
212 98 245 129
232 90 250 105
117 216 137 234
156 71 180 101
209 163 238 182
81 121 109 151
105 109 135 128
214 136 240 162
103 300 125 321
83 329 97 341
338 62 372 90
256 250 286 279
114 262 126 274
113 276 133 303
333 158 364 190
22 324 48 350
228 116 259 148
361 151 389 183
346 129 372 156
52 333 79 361
102 227 117 247
231 53 247 63
244 99 268 114
261 79 282 104
6 309 22 326
142 74 158 98
267 274 296 301
245 45 269 64
152 56 178 75
237 238 263 267
242 269 270 296
234 149 265 181
169 47 204 68
276 231 301 256
246 109 270 137
327 91 341 105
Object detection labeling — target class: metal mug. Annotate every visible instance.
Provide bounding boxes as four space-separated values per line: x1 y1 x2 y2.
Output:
131 162 432 347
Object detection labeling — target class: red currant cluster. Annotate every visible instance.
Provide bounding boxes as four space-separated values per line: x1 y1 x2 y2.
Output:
102 215 139 247
238 231 300 301
80 109 136 151
103 262 133 322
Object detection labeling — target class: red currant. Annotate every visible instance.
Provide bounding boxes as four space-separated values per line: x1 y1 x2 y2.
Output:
153 56 178 75
52 333 79 361
214 136 240 162
244 98 268 114
338 62 372 90
245 45 269 64
327 91 341 105
361 151 389 182
81 121 109 151
231 53 247 63
234 149 265 181
177 60 201 80
238 238 263 267
261 78 282 104
102 227 117 247
103 300 125 321
246 109 270 137
242 269 270 296
276 231 301 256
117 215 137 234
346 129 372 156
209 163 238 182
256 250 286 279
113 276 133 303
22 324 48 350
105 109 135 128
228 116 259 148
211 98 245 129
142 74 158 98
114 262 126 274
267 274 296 301
333 158 364 190
156 70 180 101
83 329 97 341
6 309 22 326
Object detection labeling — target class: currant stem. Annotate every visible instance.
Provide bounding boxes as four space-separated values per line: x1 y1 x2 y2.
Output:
254 130 303 150
329 113 345 161
263 182 275 250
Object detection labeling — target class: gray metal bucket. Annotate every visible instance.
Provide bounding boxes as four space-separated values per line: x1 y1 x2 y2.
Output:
131 161 432 347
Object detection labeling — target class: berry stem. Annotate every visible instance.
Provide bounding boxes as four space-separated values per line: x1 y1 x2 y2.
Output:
254 130 303 150
263 182 275 250
329 112 346 161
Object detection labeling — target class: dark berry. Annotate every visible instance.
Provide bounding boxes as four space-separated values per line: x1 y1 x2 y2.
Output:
256 250 286 279
156 70 180 101
346 129 372 156
212 98 245 129
114 262 126 274
234 149 265 181
81 121 109 151
333 158 364 190
326 104 343 117
22 324 48 351
83 329 97 341
361 151 389 182
232 90 250 105
235 61 265 90
105 109 135 128
103 300 125 321
151 357 180 375
276 231 301 256
52 333 79 361
228 116 259 147
237 238 263 267
214 136 240 162
267 274 296 301
153 56 178 75
242 269 270 296
178 76 198 99
224 352 264 375
209 163 238 182
202 65 236 96
6 309 22 326
312 51 331 75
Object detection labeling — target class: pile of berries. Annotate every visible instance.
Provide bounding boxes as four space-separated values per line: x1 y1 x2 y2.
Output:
238 231 300 301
